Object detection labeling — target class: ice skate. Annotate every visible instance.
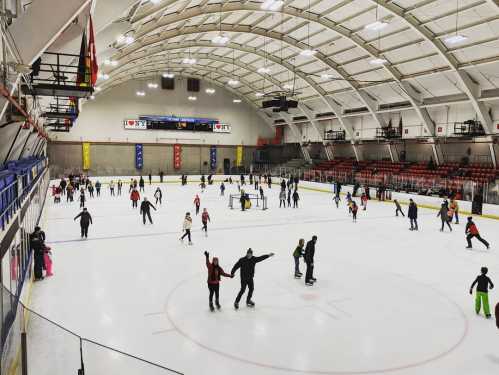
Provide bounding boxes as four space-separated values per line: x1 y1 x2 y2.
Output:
305 281 314 286
234 302 239 310
216 302 221 310
188 241 193 245
246 300 255 308
209 303 215 312
294 272 302 279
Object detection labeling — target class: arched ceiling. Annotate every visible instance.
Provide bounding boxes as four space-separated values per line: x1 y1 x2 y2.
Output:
92 0 499 128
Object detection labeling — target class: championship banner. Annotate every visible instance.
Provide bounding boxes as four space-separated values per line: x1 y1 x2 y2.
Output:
210 146 217 170
82 142 91 170
236 145 243 167
173 144 182 170
135 144 144 169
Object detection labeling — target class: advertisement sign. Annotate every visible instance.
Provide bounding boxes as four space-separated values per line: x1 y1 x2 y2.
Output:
124 119 147 130
135 144 144 169
210 146 217 170
213 123 231 133
173 144 182 170
82 142 91 170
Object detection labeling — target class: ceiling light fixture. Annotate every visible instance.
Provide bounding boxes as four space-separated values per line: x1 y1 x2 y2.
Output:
228 79 239 86
150 0 162 4
261 0 283 11
257 67 271 74
320 74 333 79
182 57 196 64
136 91 146 97
369 58 387 65
444 34 468 45
205 88 216 94
212 34 230 45
188 96 197 101
233 99 242 103
162 72 174 78
125 36 134 44
147 82 159 89
300 49 316 57
364 21 388 31
255 92 264 97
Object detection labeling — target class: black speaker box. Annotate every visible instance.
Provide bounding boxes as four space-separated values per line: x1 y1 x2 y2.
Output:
187 78 200 92
161 77 175 90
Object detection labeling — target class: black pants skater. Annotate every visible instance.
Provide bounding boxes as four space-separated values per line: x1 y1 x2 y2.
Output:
440 219 452 231
305 261 314 283
294 256 301 275
208 283 220 306
96 188 100 197
293 200 298 208
132 200 138 208
155 197 162 205
235 279 254 304
142 211 153 224
467 233 489 248
395 208 405 216
110 188 115 196
181 229 191 242
34 250 45 279
410 218 418 230
80 224 89 238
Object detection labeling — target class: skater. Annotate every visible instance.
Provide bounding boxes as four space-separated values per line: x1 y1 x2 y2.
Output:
130 188 140 208
267 175 272 189
129 178 134 193
159 171 164 183
109 180 115 196
180 212 193 245
361 193 367 210
287 188 292 207
43 244 53 277
279 189 286 208
66 183 74 202
280 179 286 191
231 248 274 309
194 194 201 215
259 186 264 200
334 194 340 208
237 182 241 192
450 199 459 224
154 187 162 205
140 197 156 224
254 178 259 191
394 199 405 217
470 267 494 318
30 226 46 281
408 199 418 231
293 239 305 278
201 208 211 236
59 178 67 195
228 177 233 184
78 189 86 208
95 180 101 197
465 217 490 249
87 182 94 198
139 176 145 192
240 191 246 211
352 201 358 222
205 251 233 311
292 190 299 208
240 174 245 186
117 180 123 196
200 181 206 193
74 207 92 238
437 203 452 232
304 235 318 286
220 182 226 196
148 173 152 185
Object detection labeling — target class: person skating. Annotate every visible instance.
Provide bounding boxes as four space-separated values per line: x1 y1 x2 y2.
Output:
220 182 225 196
361 193 367 210
437 203 452 232
109 180 115 196
259 186 264 200
95 180 101 197
394 199 405 217
279 189 286 208
78 189 86 208
180 212 193 245
280 179 286 191
154 187 163 205
201 208 211 237
408 199 418 231
267 175 272 189
254 178 259 191
450 198 459 224
292 190 299 208
205 251 233 311
293 239 305 278
140 197 156 224
87 182 94 198
352 201 358 222
139 176 145 192
159 171 164 183
231 249 274 309
465 217 490 249
148 173 152 185
59 178 67 195
66 183 74 202
129 178 134 193
240 174 245 186
287 188 292 207
334 194 340 208
199 181 206 193
304 236 318 286
240 191 246 211
130 188 140 208
74 208 92 238
194 194 201 215
470 267 494 318
117 180 123 196
30 226 46 281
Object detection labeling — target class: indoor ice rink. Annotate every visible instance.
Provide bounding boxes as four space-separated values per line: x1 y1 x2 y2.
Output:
1 1 499 375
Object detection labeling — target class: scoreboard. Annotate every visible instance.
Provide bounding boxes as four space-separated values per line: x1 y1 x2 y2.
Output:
123 116 232 133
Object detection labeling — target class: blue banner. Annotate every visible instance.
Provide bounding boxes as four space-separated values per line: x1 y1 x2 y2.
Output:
135 144 143 169
210 146 217 170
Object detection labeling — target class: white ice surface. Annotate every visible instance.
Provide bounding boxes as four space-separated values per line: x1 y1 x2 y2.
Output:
27 179 499 375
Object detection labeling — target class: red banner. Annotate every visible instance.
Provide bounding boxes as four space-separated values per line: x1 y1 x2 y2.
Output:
173 144 182 169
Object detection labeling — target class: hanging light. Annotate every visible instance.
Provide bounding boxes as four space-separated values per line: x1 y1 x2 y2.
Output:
212 34 230 45
257 67 271 74
182 57 196 64
255 92 264 97
444 34 467 45
233 99 242 103
364 21 388 31
136 91 146 96
228 79 239 86
320 74 333 79
162 72 174 78
300 49 316 57
188 96 197 101
369 58 387 65
205 88 216 94
147 82 159 89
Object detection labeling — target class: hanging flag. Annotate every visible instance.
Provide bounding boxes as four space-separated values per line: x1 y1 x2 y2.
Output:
210 146 217 170
236 145 243 167
173 144 182 170
88 15 98 86
135 144 144 169
82 142 91 170
76 29 88 86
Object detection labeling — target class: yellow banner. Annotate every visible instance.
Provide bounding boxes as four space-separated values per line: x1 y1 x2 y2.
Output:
82 142 91 170
236 145 243 167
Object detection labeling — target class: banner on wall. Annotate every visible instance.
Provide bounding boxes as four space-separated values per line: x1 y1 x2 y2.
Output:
210 146 217 170
82 142 91 170
135 144 144 169
173 144 182 170
236 145 243 167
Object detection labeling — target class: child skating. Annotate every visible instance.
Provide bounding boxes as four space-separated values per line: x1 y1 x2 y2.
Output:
194 194 201 215
204 251 233 312
293 239 305 278
180 212 193 245
394 199 404 217
465 217 490 249
333 194 340 208
201 208 211 237
154 187 163 205
469 267 494 318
